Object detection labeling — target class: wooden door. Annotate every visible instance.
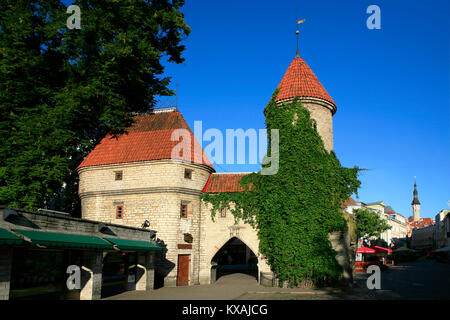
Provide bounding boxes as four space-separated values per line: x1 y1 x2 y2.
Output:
177 255 190 286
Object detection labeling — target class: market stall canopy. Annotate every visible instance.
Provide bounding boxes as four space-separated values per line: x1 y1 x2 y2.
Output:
13 229 114 249
356 247 376 253
373 246 392 253
0 227 23 245
104 237 162 251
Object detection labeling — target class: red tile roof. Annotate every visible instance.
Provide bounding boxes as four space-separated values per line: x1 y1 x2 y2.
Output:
275 57 336 108
341 197 356 209
409 218 434 229
77 110 214 170
202 173 252 193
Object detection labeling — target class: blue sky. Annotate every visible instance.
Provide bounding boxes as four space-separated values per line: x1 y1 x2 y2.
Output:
161 0 450 219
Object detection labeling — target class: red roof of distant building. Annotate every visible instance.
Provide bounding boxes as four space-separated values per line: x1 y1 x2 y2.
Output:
409 218 434 229
77 110 214 170
341 197 356 209
202 173 252 193
275 56 336 108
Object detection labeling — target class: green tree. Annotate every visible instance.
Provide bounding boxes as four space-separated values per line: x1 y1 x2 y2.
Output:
0 0 190 214
354 208 391 240
201 92 361 287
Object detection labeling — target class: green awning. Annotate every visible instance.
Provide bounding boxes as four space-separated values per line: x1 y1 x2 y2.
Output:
13 229 114 249
0 227 23 245
104 237 162 251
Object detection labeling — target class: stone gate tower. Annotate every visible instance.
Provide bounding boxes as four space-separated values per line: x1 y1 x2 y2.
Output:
274 52 337 152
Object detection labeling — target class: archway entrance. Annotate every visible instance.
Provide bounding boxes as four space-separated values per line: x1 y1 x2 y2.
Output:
211 237 258 282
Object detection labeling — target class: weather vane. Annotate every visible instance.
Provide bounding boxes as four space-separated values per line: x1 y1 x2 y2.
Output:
296 16 306 57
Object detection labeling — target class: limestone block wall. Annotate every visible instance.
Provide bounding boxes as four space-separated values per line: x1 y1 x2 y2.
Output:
78 160 212 195
301 101 333 152
329 231 353 286
198 201 271 285
277 97 335 152
78 160 213 287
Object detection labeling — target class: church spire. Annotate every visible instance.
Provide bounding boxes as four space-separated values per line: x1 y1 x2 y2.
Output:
412 177 421 221
412 177 420 205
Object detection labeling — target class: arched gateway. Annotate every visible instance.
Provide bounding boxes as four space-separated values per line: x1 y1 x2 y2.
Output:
210 237 258 282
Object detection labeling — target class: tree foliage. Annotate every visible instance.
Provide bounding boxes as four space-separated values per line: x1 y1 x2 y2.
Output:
201 91 361 287
0 0 190 213
354 208 391 240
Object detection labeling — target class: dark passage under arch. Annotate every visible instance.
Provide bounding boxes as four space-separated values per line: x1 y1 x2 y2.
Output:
211 237 258 282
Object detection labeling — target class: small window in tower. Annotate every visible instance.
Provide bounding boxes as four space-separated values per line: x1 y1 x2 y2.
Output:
180 204 188 218
220 207 226 218
115 171 123 181
184 169 193 180
116 206 124 219
310 119 317 131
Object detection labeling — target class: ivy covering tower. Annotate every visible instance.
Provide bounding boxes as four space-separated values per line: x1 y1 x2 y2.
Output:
201 91 361 286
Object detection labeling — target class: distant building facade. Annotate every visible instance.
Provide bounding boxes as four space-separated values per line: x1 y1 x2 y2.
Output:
410 224 435 250
434 209 450 249
384 209 409 248
343 200 408 248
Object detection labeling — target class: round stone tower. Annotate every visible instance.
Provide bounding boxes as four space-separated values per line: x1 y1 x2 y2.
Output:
77 108 215 287
274 54 337 152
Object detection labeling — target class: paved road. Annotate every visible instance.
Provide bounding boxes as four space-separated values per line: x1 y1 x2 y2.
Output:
104 257 450 300
368 257 450 300
104 273 373 300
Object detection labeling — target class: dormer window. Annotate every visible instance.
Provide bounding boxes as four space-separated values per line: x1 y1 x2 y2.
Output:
184 169 193 179
115 171 123 181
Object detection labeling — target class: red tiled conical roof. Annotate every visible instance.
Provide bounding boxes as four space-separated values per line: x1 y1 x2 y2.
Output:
275 56 336 108
77 110 214 170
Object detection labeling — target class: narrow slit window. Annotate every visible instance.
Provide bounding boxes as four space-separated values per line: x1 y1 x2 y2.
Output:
116 206 124 219
220 207 227 218
180 204 188 218
115 171 123 181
